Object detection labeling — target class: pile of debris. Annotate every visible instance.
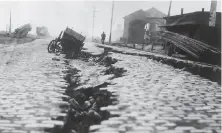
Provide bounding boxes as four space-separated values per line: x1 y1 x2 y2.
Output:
36 26 50 36
64 88 114 133
13 24 32 38
0 31 8 37
157 30 221 65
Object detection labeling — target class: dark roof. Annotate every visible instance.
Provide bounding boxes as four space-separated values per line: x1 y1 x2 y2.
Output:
163 11 221 28
123 9 145 19
145 7 167 18
123 7 166 19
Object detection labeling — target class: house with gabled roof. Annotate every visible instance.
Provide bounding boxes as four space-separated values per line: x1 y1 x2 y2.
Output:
123 7 166 44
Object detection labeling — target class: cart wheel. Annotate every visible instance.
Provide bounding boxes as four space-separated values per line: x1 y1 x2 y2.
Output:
48 40 56 53
55 42 62 55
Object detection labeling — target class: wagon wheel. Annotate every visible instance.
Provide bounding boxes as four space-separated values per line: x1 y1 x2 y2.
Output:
48 40 56 53
55 42 62 56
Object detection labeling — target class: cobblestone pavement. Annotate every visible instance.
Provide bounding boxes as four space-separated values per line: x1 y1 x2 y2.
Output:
88 53 221 133
0 39 68 133
0 40 221 133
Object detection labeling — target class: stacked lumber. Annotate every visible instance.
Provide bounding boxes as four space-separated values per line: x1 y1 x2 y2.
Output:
156 31 221 65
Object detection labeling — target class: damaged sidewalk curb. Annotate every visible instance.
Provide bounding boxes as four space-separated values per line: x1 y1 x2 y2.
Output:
97 44 221 85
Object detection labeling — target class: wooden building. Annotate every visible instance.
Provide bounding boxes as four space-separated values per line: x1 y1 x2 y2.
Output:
123 7 166 44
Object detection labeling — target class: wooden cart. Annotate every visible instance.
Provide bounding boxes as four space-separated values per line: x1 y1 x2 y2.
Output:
48 27 85 58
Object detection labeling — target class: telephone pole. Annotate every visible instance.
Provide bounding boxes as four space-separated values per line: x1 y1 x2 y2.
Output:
108 0 114 45
168 0 172 16
9 10 11 34
92 7 96 42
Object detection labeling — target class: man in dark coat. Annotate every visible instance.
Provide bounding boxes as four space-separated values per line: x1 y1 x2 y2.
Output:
101 32 106 44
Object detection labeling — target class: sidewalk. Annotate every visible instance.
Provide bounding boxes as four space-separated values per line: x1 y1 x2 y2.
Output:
96 43 221 84
82 42 221 133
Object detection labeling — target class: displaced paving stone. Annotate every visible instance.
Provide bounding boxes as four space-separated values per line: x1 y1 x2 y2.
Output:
156 126 168 131
25 123 54 128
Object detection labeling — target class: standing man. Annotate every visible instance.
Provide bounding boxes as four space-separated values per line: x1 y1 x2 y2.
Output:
101 32 106 44
144 30 151 45
143 23 151 50
142 30 151 50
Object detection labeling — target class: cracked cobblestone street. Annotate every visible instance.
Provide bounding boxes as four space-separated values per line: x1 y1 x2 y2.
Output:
0 39 68 133
0 40 221 133
87 47 221 133
0 1 221 133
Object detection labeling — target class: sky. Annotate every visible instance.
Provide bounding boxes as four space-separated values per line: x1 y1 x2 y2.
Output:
0 0 221 38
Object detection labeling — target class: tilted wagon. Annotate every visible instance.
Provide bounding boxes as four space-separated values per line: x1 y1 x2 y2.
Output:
48 27 86 58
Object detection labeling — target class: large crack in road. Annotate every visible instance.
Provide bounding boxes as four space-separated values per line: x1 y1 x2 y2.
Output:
0 40 220 133
60 51 124 133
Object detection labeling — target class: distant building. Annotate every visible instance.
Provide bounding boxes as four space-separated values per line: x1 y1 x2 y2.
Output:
36 26 50 36
123 7 166 44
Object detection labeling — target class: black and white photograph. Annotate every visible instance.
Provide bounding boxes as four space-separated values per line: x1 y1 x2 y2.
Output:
0 0 221 133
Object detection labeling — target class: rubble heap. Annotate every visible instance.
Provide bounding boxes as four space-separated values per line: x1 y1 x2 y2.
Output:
13 24 32 38
62 66 118 133
36 26 50 36
0 31 8 37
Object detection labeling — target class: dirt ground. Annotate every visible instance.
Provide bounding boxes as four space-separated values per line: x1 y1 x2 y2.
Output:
0 34 49 46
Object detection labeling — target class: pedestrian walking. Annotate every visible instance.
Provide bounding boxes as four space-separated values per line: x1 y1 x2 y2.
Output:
101 32 106 44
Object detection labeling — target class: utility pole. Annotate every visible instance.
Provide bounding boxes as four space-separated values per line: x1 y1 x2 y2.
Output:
9 10 11 34
109 0 114 45
92 7 96 42
209 0 217 27
168 0 172 16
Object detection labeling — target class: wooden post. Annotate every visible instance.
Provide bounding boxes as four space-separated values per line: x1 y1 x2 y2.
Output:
109 0 114 45
202 8 204 12
181 8 183 15
168 1 172 16
9 10 11 34
209 0 217 27
92 7 96 42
